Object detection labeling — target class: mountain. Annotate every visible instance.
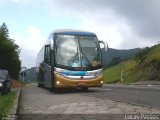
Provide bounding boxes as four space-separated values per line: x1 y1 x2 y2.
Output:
103 44 160 83
102 48 140 66
19 67 37 83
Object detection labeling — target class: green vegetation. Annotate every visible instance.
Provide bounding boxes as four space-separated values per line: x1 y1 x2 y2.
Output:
104 44 160 84
0 23 21 79
146 45 160 62
122 60 139 83
104 60 139 83
0 91 16 114
102 47 140 67
103 64 121 83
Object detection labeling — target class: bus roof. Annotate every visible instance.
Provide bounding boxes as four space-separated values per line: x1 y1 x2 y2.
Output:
53 29 97 36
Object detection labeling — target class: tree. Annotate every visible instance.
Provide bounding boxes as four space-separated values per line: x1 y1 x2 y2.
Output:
0 23 21 79
108 57 122 67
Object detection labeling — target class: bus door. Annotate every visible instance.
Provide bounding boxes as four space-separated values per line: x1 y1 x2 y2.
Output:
44 45 52 88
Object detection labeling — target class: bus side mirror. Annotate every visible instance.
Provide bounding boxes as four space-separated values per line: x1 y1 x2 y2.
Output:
99 41 108 51
50 40 54 50
50 44 54 50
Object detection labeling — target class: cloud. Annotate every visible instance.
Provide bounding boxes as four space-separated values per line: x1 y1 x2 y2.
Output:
12 0 34 3
77 14 124 48
4 0 160 68
43 0 160 49
0 0 36 6
100 0 160 40
11 26 45 68
12 0 19 2
0 0 31 3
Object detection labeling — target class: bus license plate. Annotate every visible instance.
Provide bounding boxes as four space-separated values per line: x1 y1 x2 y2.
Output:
78 83 86 86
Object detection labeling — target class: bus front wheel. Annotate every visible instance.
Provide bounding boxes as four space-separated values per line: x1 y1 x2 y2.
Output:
81 87 88 91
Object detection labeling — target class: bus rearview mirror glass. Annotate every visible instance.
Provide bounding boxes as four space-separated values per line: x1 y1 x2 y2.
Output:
99 40 108 51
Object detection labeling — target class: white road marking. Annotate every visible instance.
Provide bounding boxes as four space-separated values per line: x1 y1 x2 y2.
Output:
91 88 111 91
104 85 160 90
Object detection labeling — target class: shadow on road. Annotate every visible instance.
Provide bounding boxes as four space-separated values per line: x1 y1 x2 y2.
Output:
44 87 100 94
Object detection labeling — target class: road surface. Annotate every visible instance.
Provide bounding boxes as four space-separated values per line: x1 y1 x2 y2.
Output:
18 84 160 120
85 84 160 109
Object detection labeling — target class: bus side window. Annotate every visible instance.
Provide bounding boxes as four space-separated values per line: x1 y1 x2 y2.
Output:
44 45 51 65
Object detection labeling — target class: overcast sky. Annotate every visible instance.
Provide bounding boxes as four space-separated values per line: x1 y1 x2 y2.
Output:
0 0 160 68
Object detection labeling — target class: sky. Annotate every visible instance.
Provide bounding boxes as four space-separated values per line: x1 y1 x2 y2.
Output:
0 0 160 68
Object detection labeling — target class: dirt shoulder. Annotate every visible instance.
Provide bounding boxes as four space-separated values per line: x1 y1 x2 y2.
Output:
12 80 25 89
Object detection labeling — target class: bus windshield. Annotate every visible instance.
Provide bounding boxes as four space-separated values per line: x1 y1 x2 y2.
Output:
55 35 102 70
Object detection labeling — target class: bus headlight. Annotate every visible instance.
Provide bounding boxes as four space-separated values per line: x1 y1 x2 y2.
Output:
0 83 3 87
57 81 60 85
95 70 103 77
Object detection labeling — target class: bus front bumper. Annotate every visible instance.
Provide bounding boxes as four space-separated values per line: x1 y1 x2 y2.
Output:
54 73 103 88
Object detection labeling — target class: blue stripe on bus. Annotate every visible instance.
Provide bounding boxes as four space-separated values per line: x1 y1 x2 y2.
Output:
61 71 86 76
55 32 96 36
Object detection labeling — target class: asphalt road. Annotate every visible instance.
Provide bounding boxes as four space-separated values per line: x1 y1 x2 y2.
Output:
18 84 160 120
87 84 160 109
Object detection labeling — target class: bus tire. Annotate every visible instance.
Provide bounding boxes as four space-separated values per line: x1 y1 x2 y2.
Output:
54 88 61 93
81 87 88 91
49 88 54 92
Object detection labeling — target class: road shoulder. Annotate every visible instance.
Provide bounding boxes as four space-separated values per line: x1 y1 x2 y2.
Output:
9 89 21 115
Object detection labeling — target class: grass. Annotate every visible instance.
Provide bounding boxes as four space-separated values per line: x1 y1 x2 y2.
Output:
0 91 17 114
146 45 160 63
103 60 138 84
103 64 121 83
122 60 139 83
103 44 160 84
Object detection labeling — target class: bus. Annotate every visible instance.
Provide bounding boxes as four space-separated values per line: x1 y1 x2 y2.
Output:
36 29 106 91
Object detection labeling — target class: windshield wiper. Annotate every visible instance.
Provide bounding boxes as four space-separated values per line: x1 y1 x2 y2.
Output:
81 51 93 68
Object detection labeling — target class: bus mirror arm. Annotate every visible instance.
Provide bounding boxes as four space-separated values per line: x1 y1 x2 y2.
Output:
99 41 108 51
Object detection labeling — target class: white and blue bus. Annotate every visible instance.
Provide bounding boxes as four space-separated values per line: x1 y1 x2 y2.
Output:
36 29 106 91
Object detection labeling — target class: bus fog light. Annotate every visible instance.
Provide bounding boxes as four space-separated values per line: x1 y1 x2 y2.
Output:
57 81 60 84
101 81 103 84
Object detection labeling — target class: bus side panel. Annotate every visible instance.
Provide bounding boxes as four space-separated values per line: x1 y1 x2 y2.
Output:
44 63 52 88
38 63 45 86
37 46 45 86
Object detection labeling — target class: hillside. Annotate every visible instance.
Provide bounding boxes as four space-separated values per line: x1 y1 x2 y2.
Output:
102 48 140 66
103 44 160 84
19 67 37 83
